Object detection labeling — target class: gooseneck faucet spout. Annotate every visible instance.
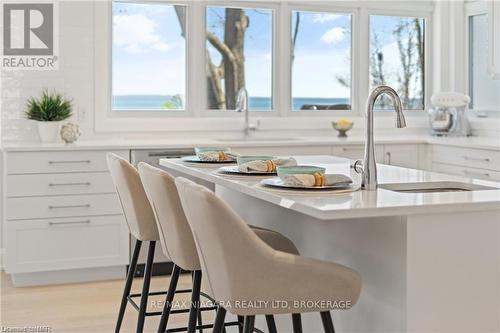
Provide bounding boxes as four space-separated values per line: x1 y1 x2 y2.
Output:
360 85 406 190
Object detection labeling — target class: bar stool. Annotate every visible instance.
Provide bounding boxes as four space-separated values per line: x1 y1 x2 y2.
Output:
107 153 163 333
175 177 363 333
138 162 300 333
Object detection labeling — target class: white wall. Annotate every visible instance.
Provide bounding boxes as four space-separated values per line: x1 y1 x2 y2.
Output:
1 1 95 142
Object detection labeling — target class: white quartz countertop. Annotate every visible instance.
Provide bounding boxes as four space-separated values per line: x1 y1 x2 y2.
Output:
2 134 500 151
160 155 500 220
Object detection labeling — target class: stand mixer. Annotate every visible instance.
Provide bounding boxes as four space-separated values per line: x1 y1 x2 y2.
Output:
428 92 472 137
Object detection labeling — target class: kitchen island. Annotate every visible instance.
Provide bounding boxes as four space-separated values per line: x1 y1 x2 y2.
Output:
160 155 500 333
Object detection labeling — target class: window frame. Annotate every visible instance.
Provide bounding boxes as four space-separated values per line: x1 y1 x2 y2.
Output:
464 1 494 113
366 8 432 113
94 0 434 133
285 4 358 117
202 2 279 116
109 0 191 117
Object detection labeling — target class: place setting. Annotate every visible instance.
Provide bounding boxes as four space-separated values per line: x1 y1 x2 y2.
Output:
217 155 297 177
259 165 360 194
181 147 238 166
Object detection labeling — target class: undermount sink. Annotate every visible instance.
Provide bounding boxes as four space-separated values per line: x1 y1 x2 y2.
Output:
215 137 300 142
379 181 498 193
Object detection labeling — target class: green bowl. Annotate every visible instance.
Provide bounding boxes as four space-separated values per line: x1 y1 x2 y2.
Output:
236 155 275 165
195 147 230 155
277 165 326 179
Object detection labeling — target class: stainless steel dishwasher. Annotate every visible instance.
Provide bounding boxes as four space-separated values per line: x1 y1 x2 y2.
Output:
130 148 195 276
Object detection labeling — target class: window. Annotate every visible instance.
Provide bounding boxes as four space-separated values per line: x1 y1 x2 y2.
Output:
206 7 273 111
469 14 500 111
369 15 425 110
291 11 352 111
112 2 186 111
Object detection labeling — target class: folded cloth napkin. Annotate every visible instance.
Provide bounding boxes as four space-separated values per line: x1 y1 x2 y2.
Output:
281 173 353 187
197 151 237 162
238 157 297 173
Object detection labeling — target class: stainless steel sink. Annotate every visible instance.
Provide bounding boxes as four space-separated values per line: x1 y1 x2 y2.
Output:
379 181 498 193
215 137 300 142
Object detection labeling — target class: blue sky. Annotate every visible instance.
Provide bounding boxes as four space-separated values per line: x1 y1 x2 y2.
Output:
112 4 423 103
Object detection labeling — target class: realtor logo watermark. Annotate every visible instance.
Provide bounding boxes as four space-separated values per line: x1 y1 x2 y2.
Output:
2 2 58 70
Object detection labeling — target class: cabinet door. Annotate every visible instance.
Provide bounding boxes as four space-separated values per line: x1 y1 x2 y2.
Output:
490 1 500 78
332 145 385 162
383 145 419 169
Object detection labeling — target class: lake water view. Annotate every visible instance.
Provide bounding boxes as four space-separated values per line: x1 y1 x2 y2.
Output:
112 95 351 111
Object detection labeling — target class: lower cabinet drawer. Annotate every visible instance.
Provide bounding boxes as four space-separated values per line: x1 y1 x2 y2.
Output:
7 193 123 220
5 215 129 273
432 162 500 181
432 145 500 171
7 172 115 197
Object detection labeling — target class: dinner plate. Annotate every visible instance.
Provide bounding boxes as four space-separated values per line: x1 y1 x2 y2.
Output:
261 177 353 190
218 166 277 175
181 156 236 164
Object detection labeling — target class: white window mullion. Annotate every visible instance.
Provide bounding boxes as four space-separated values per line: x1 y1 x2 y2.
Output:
357 7 370 116
277 2 291 117
188 1 204 116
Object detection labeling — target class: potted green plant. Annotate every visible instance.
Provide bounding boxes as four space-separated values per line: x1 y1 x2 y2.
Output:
25 90 73 142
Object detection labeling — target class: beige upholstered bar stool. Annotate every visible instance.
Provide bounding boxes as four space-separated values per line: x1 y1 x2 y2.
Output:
138 162 300 333
175 177 363 333
107 153 163 333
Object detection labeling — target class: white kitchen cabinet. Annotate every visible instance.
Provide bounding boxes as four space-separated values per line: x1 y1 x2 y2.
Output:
383 144 420 169
489 1 500 78
431 145 500 181
2 149 130 286
232 145 332 156
332 145 385 161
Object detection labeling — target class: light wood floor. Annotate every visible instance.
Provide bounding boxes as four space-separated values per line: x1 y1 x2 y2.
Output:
0 271 223 333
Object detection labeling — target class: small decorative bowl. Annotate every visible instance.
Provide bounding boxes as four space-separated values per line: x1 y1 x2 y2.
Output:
277 165 326 179
237 155 275 165
332 122 354 138
195 147 230 155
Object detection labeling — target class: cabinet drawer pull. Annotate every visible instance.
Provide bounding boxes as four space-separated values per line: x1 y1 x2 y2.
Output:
342 147 362 152
463 170 490 178
386 152 392 165
48 220 91 226
48 160 91 164
48 204 91 209
48 182 91 187
462 156 490 162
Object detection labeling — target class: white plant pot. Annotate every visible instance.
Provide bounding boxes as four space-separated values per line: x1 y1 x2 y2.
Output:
37 121 62 143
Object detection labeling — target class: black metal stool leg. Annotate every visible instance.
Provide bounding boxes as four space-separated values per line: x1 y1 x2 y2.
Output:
157 264 181 333
115 240 142 333
136 241 156 333
188 270 202 333
292 313 303 333
243 316 255 333
237 316 244 333
320 311 335 333
265 315 277 333
212 306 227 333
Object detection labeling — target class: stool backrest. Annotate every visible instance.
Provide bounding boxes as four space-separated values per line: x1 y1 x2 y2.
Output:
106 153 159 242
138 163 200 271
175 177 276 303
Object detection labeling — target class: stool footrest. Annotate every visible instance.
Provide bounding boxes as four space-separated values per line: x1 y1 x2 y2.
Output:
127 288 217 316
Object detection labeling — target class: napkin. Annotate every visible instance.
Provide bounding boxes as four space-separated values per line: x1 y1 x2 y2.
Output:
197 151 237 162
238 157 297 173
281 173 352 187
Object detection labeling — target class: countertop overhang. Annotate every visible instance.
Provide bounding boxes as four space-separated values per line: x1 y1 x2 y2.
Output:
160 155 500 220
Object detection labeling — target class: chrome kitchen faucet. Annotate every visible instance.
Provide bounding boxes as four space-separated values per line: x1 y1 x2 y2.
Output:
354 86 407 190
